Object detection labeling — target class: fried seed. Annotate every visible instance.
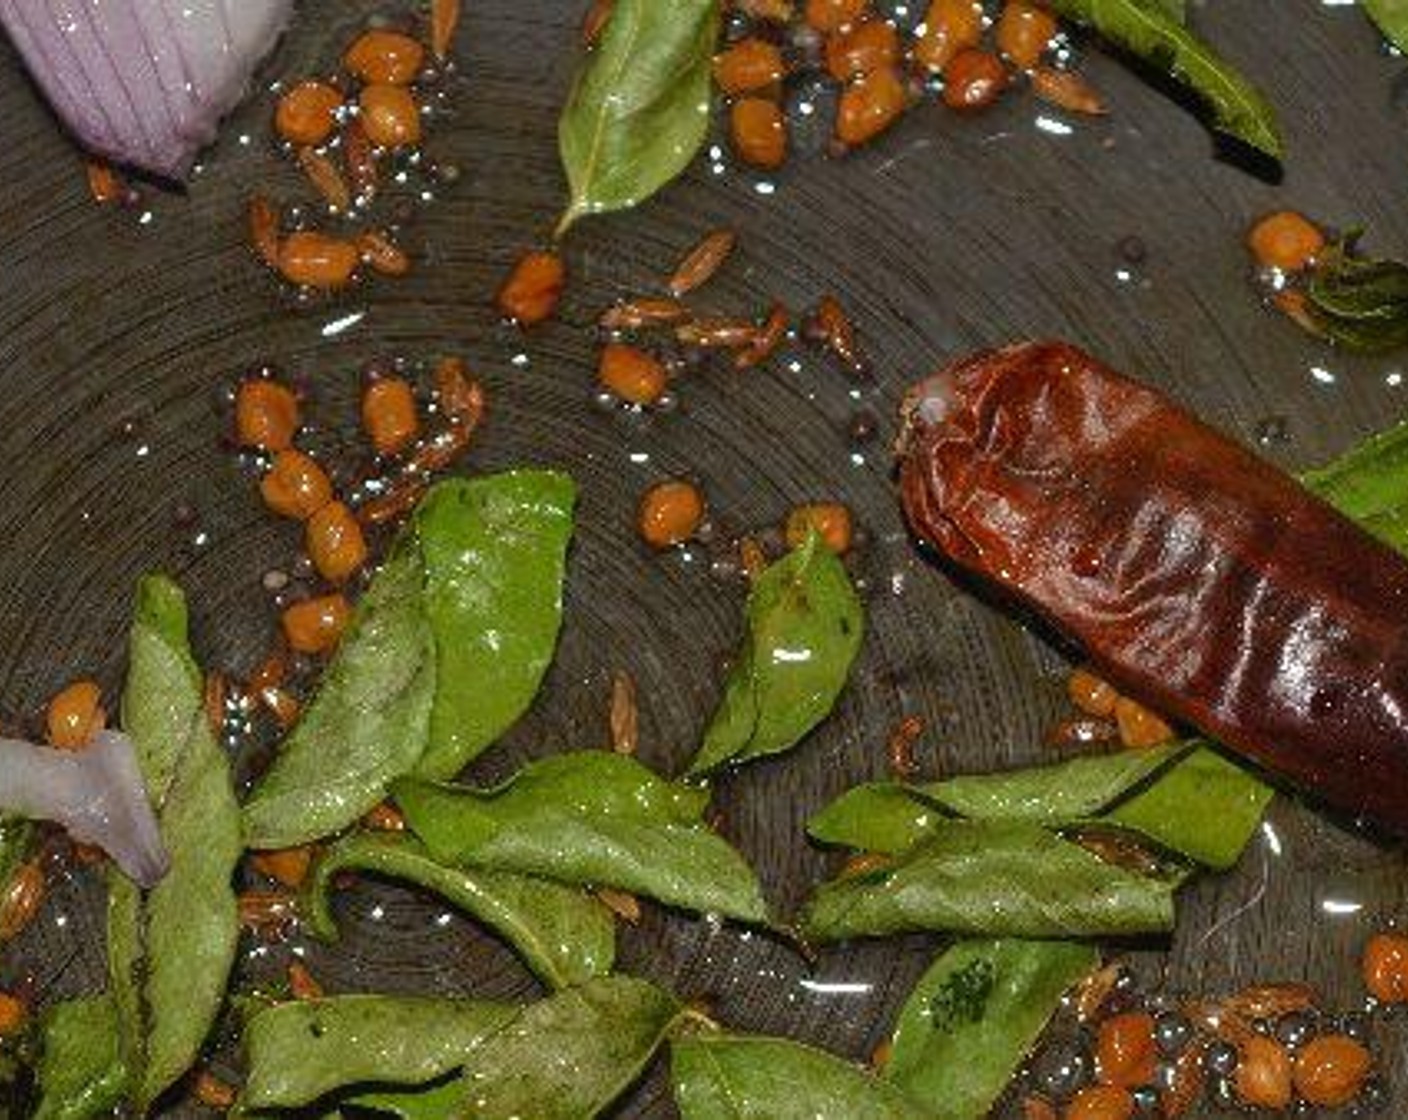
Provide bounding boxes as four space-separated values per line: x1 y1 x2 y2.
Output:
598 297 687 330
298 146 352 211
667 229 737 297
886 714 924 777
431 0 462 59
734 302 790 369
675 318 759 348
610 670 639 755
248 195 281 268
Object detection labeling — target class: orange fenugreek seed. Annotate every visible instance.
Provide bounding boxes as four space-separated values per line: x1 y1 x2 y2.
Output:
1234 1035 1293 1110
638 480 705 549
497 251 566 326
804 0 867 33
260 449 333 521
836 66 907 146
344 29 426 85
359 83 422 148
942 49 1009 111
1363 931 1408 1003
251 846 315 889
46 680 106 750
995 0 1058 70
1031 67 1106 115
194 1071 238 1108
357 230 411 277
713 38 786 95
1094 1011 1158 1088
431 0 461 59
825 19 900 82
237 379 300 452
0 860 45 941
277 231 361 289
598 343 668 406
914 0 983 72
785 503 853 554
730 96 787 169
1247 210 1325 273
281 594 352 656
288 961 325 1000
362 377 421 456
1064 1084 1135 1120
275 80 344 146
0 992 27 1036
306 501 368 583
1113 696 1174 748
1068 668 1119 718
1293 1034 1372 1107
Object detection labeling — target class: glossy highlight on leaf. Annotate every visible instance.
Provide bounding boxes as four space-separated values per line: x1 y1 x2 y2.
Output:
1045 0 1282 159
671 1033 930 1119
884 939 1097 1118
395 751 768 923
304 831 615 989
243 471 576 848
557 0 719 235
801 819 1176 941
689 532 864 775
34 997 126 1120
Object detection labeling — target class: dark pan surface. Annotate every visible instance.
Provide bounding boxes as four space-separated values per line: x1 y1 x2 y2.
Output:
0 0 1406 1114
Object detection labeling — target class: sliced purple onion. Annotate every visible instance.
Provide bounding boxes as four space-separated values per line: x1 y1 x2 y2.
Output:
0 0 293 180
0 730 167 887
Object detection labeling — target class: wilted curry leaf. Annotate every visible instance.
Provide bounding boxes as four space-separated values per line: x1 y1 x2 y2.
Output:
689 532 863 775
243 472 575 848
671 1033 929 1119
557 0 719 235
34 997 126 1120
801 820 1176 941
305 831 615 989
113 576 241 1109
1363 0 1408 52
884 939 1097 1118
1301 241 1408 353
1045 0 1282 159
395 751 769 923
1302 417 1408 553
241 995 516 1109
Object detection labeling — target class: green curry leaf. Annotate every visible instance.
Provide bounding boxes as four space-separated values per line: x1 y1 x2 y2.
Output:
671 1034 930 1120
1045 0 1282 159
1363 0 1408 52
557 0 719 235
395 751 768 923
243 472 576 849
1302 242 1408 353
689 533 863 776
801 820 1176 942
304 831 615 989
1303 418 1408 552
34 997 126 1120
884 940 1097 1118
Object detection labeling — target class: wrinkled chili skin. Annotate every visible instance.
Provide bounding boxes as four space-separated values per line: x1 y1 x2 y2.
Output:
898 340 1408 834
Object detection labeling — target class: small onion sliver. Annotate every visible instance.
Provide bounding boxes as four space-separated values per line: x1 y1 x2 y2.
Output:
0 730 168 887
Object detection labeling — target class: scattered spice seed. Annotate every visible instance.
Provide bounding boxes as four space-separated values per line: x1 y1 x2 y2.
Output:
1293 1034 1373 1107
610 670 639 755
298 146 352 211
248 195 282 269
0 860 44 941
730 96 787 169
942 49 1009 111
1221 982 1317 1020
675 317 759 348
739 537 767 581
885 714 924 777
1247 210 1325 273
357 229 411 277
839 851 893 878
193 1071 238 1109
835 65 908 146
261 449 334 521
359 83 422 149
251 846 315 890
342 120 378 201
1064 1085 1134 1120
1273 289 1323 336
1046 717 1119 750
598 343 668 406
599 297 687 330
497 250 566 326
804 0 867 34
263 688 301 729
1363 931 1408 1003
238 890 296 940
736 0 795 20
236 378 301 452
805 295 866 374
248 642 290 703
1067 667 1119 718
434 356 484 424
995 0 1058 70
582 0 614 46
281 594 352 655
85 159 122 204
0 992 27 1036
668 229 737 297
344 29 425 85
275 80 344 146
638 480 705 548
204 672 228 739
362 376 421 456
1020 1097 1058 1120
287 961 325 1001
1073 961 1122 1021
1031 67 1106 115
45 680 105 750
1234 1034 1293 1110
714 38 786 95
277 231 361 289
431 0 462 59
784 502 852 554
913 0 984 72
825 19 901 82
363 801 407 831
1113 696 1174 748
870 1040 892 1071
596 887 642 924
1094 1011 1157 1088
1160 1041 1205 1117
306 501 368 583
734 302 789 369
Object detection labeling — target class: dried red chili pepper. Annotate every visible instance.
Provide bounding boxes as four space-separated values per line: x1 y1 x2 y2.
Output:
898 340 1408 835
